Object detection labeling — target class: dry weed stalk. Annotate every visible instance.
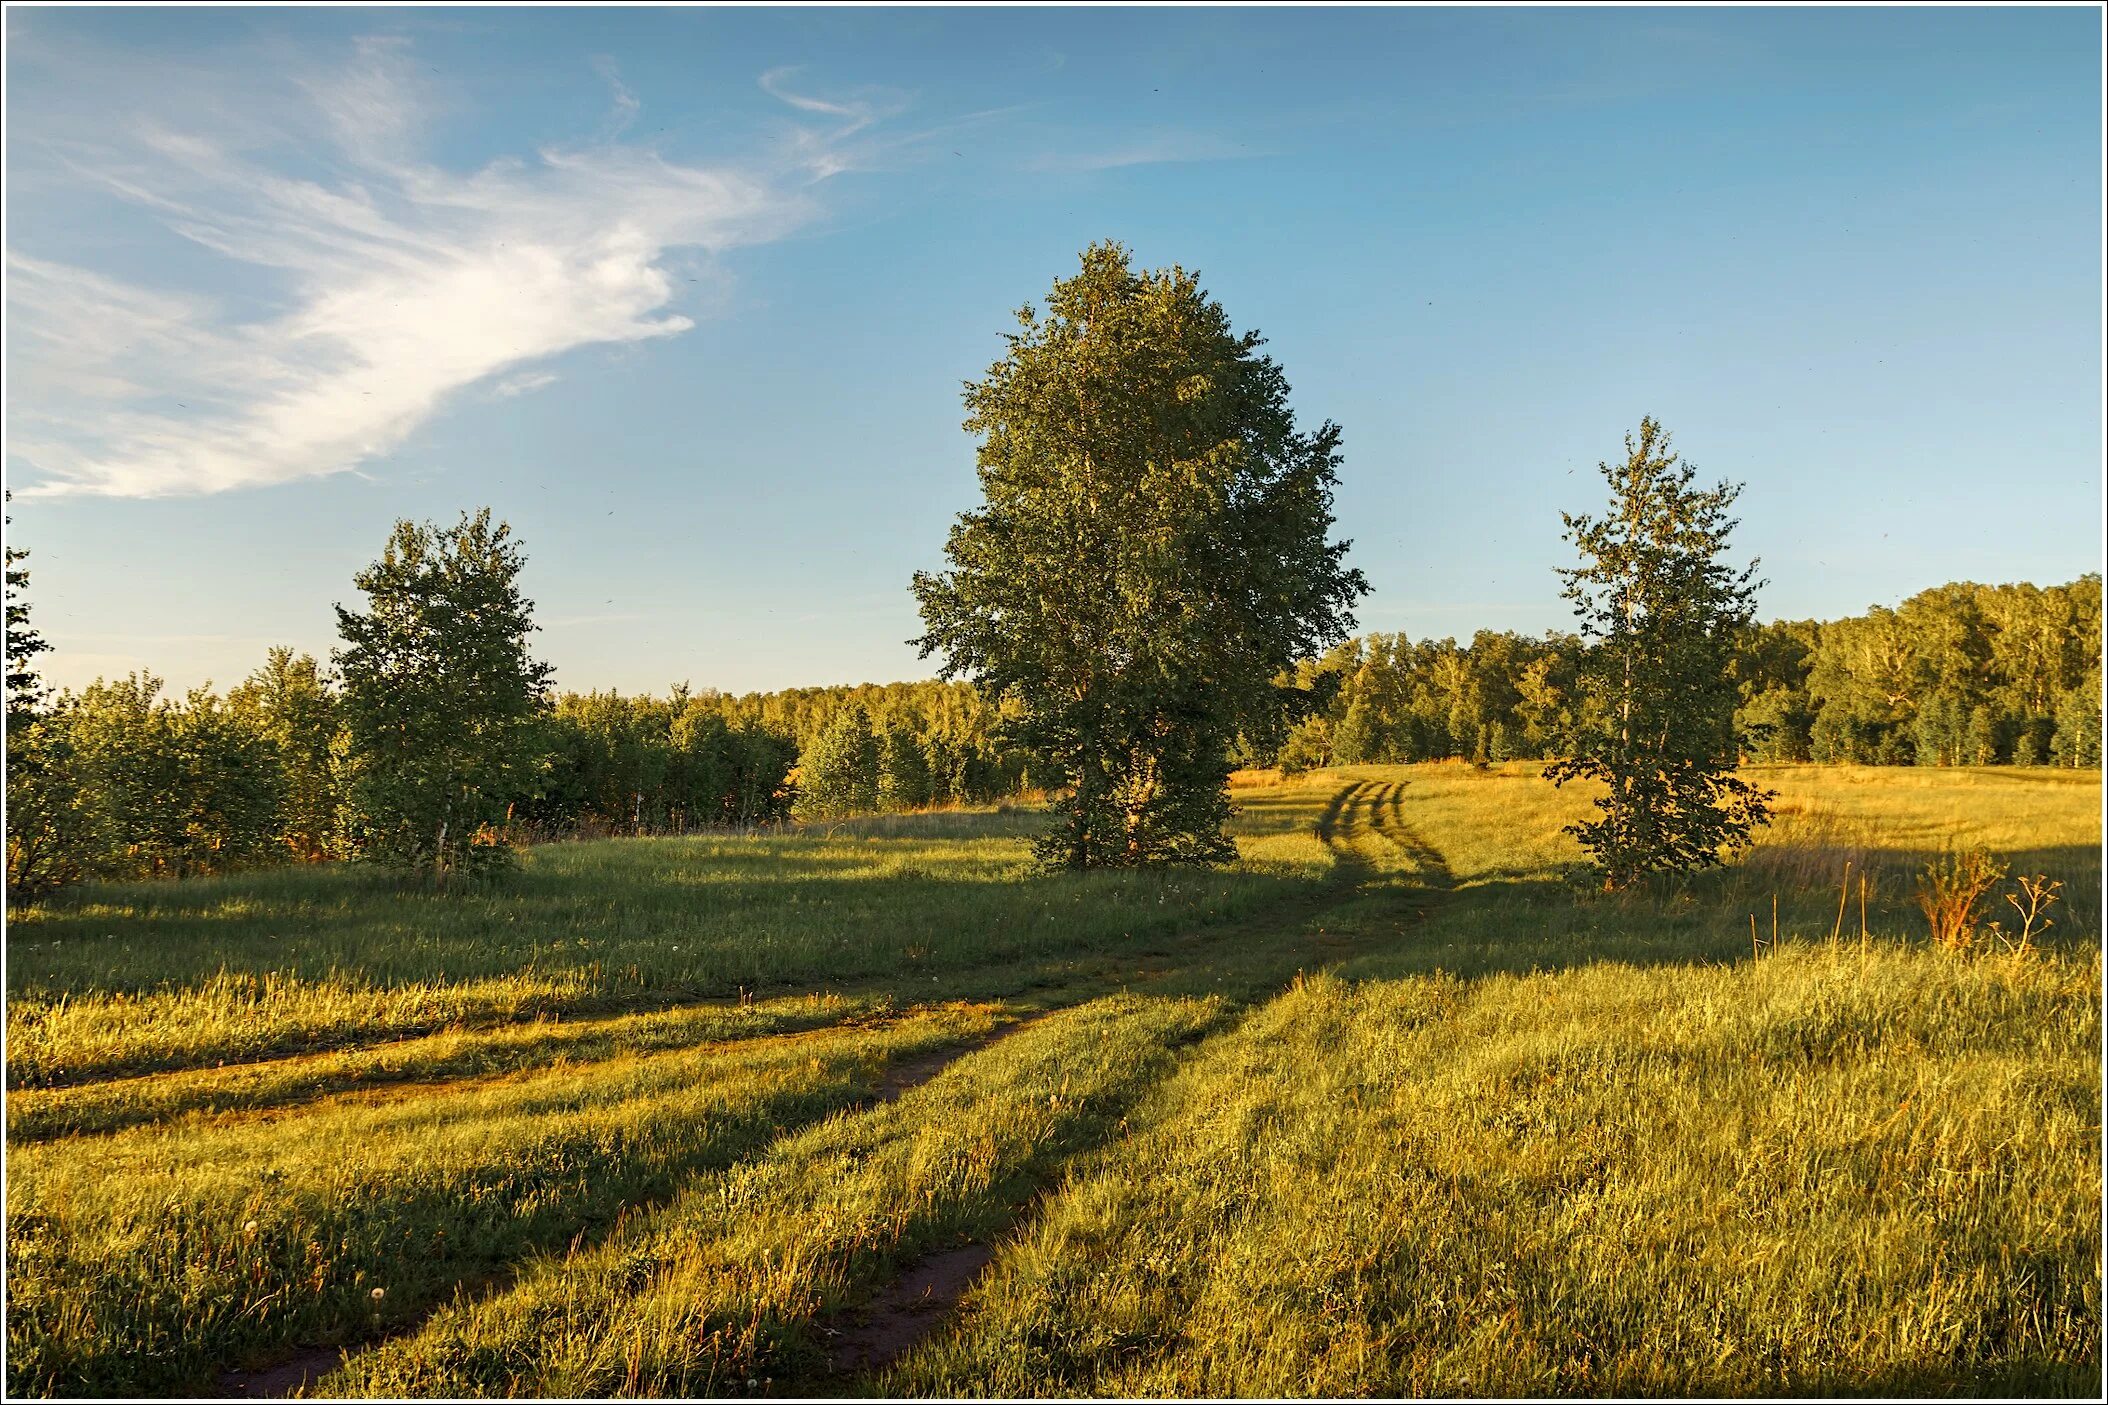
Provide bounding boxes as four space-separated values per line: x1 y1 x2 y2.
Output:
1915 848 2009 951
1997 874 2064 954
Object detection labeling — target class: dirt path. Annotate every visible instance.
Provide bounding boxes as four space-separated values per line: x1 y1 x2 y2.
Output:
207 1020 1035 1400
821 1243 999 1378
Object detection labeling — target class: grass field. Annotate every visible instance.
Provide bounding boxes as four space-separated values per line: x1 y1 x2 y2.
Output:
4 763 2101 1397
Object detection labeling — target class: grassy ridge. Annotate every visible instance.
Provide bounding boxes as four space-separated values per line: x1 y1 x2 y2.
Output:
3 1006 999 1397
324 995 1224 1398
890 947 2100 1397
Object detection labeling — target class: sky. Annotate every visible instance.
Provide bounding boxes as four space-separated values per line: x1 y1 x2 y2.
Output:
4 4 2101 698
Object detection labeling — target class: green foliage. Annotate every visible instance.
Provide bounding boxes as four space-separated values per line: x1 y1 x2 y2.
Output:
528 691 795 834
3 717 104 902
4 493 75 900
914 242 1366 869
1805 576 2101 765
57 676 287 879
793 702 880 819
1544 418 1773 888
878 719 933 811
333 510 553 879
1274 713 1332 774
2051 665 2102 768
228 648 343 859
5 491 50 729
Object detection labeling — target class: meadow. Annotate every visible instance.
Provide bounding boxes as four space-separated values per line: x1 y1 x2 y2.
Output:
3 763 2100 1397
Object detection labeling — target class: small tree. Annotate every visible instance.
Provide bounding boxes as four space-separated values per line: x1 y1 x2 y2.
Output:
1546 418 1773 888
5 491 51 731
879 720 934 811
794 703 880 820
913 242 1366 868
229 648 343 859
334 510 552 879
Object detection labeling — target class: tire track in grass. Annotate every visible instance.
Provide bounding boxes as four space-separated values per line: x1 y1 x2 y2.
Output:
212 1016 1045 1400
320 996 1226 1398
1371 781 1457 891
3 1009 1003 1400
8 994 893 1143
816 788 1468 1385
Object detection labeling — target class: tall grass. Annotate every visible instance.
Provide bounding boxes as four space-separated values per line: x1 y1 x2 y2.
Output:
891 947 2100 1396
325 995 1224 1398
3 762 2097 1398
4 1006 998 1397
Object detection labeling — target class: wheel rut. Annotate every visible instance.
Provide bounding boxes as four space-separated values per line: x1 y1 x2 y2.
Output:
207 1021 1034 1400
809 781 1464 1389
219 778 1462 1399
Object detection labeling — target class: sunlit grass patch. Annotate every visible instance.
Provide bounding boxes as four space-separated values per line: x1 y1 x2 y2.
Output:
324 994 1225 1398
892 946 2100 1397
6 990 881 1141
3 1005 999 1398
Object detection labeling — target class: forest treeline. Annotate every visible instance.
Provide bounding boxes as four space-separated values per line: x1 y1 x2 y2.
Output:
4 574 2100 892
1270 575 2103 772
4 665 1033 890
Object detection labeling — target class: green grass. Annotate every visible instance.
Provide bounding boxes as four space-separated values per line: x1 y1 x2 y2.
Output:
5 822 1330 1088
5 991 883 1143
4 763 2099 1398
325 994 1224 1398
888 948 2098 1396
3 1005 999 1397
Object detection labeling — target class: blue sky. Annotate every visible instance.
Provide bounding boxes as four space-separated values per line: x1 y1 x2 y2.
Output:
4 5 2101 697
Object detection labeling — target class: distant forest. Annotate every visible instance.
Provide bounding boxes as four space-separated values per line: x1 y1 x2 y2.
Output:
8 574 2100 887
1279 575 2103 772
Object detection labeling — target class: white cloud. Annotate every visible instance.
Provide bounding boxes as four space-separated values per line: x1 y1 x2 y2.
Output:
759 65 873 126
493 370 560 400
1032 132 1262 173
4 39 867 499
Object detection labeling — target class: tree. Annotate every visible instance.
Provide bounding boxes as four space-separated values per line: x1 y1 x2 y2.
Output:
879 719 934 811
60 675 285 878
229 648 343 859
333 510 552 879
1545 418 1773 888
5 491 51 730
2051 665 2102 768
794 703 879 819
913 242 1366 869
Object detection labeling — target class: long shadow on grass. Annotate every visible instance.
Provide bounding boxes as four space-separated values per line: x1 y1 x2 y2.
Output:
4 1024 1006 1400
211 1021 1036 1401
316 997 1226 1399
1331 841 2102 990
9 860 1347 1090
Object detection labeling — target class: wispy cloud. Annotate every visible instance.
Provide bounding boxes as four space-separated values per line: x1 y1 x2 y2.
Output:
5 40 875 499
492 370 560 400
1031 132 1263 174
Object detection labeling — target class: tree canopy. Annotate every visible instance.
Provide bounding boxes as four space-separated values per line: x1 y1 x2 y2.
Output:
333 510 554 879
913 242 1366 868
